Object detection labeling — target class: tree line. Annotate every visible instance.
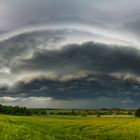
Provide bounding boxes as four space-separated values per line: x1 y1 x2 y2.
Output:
0 104 32 116
0 104 139 117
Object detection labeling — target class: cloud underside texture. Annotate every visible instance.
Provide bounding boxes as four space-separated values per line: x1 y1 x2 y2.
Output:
14 42 140 75
0 36 140 102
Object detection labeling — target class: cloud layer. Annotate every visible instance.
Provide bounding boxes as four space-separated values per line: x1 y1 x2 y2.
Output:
0 0 140 108
12 42 140 76
0 41 140 108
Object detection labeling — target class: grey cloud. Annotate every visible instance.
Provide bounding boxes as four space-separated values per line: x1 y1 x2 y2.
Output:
0 28 133 84
0 30 66 72
121 19 140 37
1 0 140 29
121 98 134 104
0 72 140 101
12 42 140 76
0 70 139 108
1 36 140 103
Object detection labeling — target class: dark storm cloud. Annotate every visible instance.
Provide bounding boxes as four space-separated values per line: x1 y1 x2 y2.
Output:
0 30 66 70
0 72 140 102
0 33 140 104
0 27 132 85
12 42 140 76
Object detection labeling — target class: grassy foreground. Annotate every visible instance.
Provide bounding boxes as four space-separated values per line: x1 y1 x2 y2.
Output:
0 115 139 140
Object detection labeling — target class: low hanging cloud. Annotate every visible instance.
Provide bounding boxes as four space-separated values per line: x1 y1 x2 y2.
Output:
11 41 140 76
0 72 139 105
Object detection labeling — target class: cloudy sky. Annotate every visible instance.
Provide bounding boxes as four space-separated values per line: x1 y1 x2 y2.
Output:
0 0 140 108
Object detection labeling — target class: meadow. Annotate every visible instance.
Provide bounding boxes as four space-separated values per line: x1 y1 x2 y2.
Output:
0 114 139 140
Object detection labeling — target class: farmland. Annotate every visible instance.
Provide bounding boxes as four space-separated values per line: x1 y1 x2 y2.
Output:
0 114 139 140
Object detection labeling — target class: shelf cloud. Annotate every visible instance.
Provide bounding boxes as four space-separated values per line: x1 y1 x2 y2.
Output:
0 0 140 108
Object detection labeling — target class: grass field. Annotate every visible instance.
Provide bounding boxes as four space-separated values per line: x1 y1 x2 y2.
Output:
0 115 139 140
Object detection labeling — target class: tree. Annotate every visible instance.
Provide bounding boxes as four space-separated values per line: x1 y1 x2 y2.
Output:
135 108 140 117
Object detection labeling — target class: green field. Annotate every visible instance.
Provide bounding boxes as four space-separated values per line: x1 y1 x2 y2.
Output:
0 115 139 140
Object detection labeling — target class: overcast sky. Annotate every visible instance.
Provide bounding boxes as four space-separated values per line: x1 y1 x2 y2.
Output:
0 0 140 108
